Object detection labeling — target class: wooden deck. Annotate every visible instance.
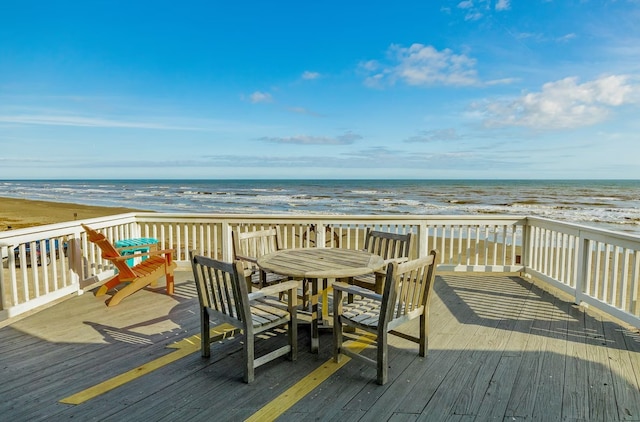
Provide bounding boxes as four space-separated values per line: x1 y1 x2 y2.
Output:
1 271 639 421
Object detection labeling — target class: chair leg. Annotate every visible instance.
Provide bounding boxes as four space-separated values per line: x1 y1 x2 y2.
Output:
333 290 343 362
244 332 255 383
201 311 210 358
333 321 343 363
164 256 175 294
165 268 175 295
373 273 385 294
95 274 122 296
106 274 155 307
289 296 298 361
419 313 428 357
377 331 388 385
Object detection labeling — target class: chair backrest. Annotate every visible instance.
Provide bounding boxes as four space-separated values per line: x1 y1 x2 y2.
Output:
82 224 136 279
364 229 412 261
232 227 282 262
191 254 250 327
380 251 437 328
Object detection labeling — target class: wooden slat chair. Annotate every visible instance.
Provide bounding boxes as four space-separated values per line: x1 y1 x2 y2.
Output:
232 226 291 291
350 229 413 294
82 224 176 307
191 253 298 383
333 251 438 385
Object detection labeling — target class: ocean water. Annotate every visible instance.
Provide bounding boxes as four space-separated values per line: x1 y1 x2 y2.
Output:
1 179 639 236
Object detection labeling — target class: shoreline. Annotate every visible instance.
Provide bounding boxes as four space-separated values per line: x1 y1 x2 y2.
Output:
0 196 148 231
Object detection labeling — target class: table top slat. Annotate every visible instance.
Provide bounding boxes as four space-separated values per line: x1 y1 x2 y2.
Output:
257 248 384 279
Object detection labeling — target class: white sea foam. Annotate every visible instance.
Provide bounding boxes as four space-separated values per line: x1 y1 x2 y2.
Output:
2 179 639 235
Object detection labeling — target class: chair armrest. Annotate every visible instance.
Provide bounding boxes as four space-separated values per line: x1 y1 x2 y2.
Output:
369 257 409 276
383 257 409 265
332 281 382 301
248 280 299 300
235 254 258 264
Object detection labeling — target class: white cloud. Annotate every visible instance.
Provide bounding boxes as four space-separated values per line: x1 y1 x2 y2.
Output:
302 71 320 80
404 128 461 143
0 114 199 130
495 0 510 11
249 91 273 103
360 60 379 72
557 33 577 42
464 12 483 21
260 131 362 145
286 107 323 117
485 77 519 86
450 0 509 21
166 146 480 170
361 44 479 88
475 75 640 129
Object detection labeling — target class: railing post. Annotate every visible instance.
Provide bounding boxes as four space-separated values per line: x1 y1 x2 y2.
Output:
521 220 530 274
221 221 232 261
574 232 589 306
133 222 141 239
418 222 428 258
0 244 7 310
68 230 84 293
317 223 327 248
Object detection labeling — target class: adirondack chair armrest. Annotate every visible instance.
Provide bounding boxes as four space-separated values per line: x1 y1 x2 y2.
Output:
108 248 174 261
333 281 383 301
248 280 299 300
147 248 175 257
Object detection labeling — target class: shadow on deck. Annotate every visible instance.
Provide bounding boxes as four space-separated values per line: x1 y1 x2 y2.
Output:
1 272 639 421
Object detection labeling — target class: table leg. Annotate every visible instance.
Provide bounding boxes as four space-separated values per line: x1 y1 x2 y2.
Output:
321 278 332 323
310 277 319 353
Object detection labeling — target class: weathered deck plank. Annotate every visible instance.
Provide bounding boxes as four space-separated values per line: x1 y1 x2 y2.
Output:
562 304 591 421
585 311 619 421
529 295 569 421
0 272 639 421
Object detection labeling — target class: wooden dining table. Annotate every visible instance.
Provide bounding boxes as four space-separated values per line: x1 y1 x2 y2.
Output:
257 248 385 353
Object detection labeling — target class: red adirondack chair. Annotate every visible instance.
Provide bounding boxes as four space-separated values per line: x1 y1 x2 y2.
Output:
82 224 176 306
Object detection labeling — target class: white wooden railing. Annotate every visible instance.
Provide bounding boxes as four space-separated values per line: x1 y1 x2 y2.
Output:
524 217 640 329
1 213 638 328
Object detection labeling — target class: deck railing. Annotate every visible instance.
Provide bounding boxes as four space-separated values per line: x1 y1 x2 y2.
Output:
524 217 640 328
1 213 638 328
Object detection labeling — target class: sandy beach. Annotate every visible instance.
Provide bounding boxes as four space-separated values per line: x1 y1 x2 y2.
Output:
0 197 147 231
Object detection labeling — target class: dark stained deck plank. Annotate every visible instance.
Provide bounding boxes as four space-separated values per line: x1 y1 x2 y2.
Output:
0 272 639 421
602 319 640 420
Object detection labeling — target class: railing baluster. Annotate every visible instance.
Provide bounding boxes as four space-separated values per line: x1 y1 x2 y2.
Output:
632 251 640 315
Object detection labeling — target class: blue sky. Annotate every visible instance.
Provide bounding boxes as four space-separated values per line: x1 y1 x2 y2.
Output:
1 0 639 179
